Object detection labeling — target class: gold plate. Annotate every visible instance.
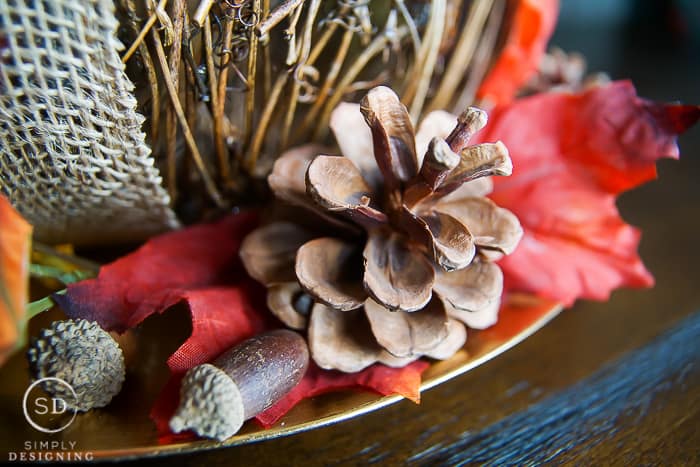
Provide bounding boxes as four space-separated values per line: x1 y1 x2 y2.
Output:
0 297 561 461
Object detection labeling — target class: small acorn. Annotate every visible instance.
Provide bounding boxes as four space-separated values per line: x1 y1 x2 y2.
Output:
27 319 125 411
169 329 309 441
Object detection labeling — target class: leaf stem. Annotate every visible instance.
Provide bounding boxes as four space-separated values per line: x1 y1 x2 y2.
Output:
25 290 66 321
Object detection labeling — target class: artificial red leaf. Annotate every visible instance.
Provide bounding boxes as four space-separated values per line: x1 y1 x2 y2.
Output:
166 284 271 372
54 211 259 333
475 81 700 305
149 283 272 444
0 195 33 366
476 0 559 106
54 210 428 441
256 360 430 428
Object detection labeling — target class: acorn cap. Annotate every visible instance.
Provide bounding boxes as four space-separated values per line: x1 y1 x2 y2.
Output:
169 364 245 441
27 319 125 412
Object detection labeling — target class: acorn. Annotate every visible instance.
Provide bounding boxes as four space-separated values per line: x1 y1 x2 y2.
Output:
26 319 125 411
169 330 309 441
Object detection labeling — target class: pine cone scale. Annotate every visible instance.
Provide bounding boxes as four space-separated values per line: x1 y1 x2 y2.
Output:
362 229 435 313
295 237 366 312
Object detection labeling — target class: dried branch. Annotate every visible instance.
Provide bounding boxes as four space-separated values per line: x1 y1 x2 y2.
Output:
192 0 215 27
246 72 291 173
203 16 228 182
244 0 262 147
122 0 169 63
255 0 305 37
153 28 224 206
406 0 446 122
428 0 494 112
295 18 355 142
122 0 160 144
165 0 186 202
394 0 421 54
456 0 505 111
315 25 409 140
280 0 322 149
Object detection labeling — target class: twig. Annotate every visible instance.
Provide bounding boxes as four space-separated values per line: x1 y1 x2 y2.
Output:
409 0 446 122
284 2 305 65
456 0 505 111
261 0 272 97
244 0 262 147
121 0 169 63
295 18 355 141
153 28 224 206
245 72 291 173
204 16 229 183
280 0 322 149
185 36 197 183
122 0 160 144
255 0 305 37
315 25 409 140
164 0 186 203
394 0 421 54
344 72 391 93
428 0 494 112
215 16 235 183
306 15 342 65
192 0 215 28
288 5 351 143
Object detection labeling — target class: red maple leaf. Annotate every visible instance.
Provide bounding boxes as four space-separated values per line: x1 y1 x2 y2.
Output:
56 212 429 441
476 81 700 305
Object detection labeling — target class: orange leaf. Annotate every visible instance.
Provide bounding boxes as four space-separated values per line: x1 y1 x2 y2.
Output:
476 0 559 106
0 195 32 365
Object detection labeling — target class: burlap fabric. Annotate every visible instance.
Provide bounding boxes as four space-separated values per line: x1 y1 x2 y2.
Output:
0 0 178 245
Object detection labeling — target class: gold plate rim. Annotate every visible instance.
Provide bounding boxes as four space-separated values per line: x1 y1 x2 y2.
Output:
93 301 563 461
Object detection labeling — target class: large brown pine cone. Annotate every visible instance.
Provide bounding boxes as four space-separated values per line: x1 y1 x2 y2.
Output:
241 86 522 372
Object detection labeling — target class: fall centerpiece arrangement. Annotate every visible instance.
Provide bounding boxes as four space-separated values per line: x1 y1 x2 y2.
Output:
1 0 699 446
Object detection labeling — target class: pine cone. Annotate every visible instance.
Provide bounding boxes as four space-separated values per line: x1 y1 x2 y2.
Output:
522 47 610 95
241 86 523 372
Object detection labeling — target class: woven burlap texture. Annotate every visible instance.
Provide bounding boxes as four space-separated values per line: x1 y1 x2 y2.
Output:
0 0 179 245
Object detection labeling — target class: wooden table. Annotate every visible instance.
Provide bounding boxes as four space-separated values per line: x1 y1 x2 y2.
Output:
130 17 700 467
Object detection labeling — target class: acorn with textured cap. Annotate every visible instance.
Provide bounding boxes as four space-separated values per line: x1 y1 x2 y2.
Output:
27 319 125 412
170 330 309 441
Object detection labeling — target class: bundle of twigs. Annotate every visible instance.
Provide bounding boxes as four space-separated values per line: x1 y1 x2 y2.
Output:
117 0 510 217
